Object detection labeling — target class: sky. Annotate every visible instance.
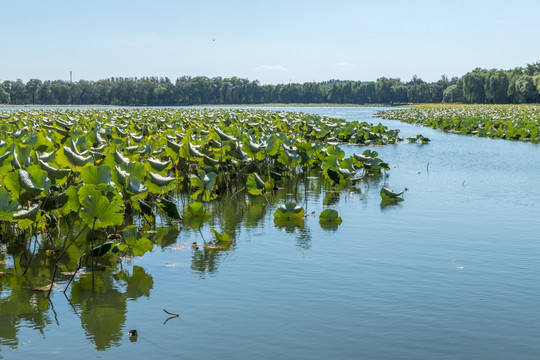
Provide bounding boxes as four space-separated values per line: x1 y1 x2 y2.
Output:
2 0 540 84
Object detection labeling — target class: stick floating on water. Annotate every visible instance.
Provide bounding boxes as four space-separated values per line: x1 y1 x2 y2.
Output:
163 309 179 317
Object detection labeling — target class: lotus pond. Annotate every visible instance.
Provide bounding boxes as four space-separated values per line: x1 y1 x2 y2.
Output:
376 104 540 142
1 106 540 359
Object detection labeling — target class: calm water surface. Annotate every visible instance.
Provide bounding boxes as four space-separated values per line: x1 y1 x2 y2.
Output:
1 106 540 359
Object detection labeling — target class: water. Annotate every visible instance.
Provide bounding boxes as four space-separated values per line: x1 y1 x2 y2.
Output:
2 106 540 359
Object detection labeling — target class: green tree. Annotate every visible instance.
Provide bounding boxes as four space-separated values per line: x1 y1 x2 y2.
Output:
25 79 42 104
485 70 509 103
509 74 539 103
0 86 9 104
442 84 462 103
461 69 487 103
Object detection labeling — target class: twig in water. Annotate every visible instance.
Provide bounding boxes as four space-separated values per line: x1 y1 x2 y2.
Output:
426 162 430 172
163 309 179 317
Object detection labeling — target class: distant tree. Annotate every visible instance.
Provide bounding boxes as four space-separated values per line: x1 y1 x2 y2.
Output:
508 74 539 103
25 79 42 104
3 79 26 104
0 87 10 104
376 77 402 103
485 70 509 103
430 75 451 103
442 84 462 103
36 81 53 104
533 74 540 96
524 61 540 76
407 83 431 103
76 80 97 104
51 81 71 104
461 69 487 103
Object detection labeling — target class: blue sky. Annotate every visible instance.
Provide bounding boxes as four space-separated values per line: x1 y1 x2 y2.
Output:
2 0 539 84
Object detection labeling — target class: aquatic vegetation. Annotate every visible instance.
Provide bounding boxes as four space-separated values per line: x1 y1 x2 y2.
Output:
0 107 404 298
274 202 305 220
376 104 540 142
319 208 342 224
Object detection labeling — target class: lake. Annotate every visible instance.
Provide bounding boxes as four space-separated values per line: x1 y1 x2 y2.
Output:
1 106 540 359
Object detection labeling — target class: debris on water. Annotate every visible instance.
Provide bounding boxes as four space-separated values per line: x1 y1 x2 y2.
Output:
163 309 179 317
128 329 138 342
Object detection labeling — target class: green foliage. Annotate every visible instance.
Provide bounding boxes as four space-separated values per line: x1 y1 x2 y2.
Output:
319 209 342 224
377 104 540 142
273 203 305 220
78 184 124 228
117 225 153 256
246 173 266 195
157 197 181 220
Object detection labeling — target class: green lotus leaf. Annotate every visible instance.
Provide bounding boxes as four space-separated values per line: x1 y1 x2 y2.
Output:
380 187 405 200
319 209 343 224
81 164 113 186
273 202 305 220
210 228 232 243
38 159 71 180
12 203 40 221
325 168 342 185
10 148 21 170
363 149 378 158
214 126 237 142
270 171 283 181
0 187 19 221
26 165 51 195
59 146 93 169
126 177 149 195
202 154 219 166
246 173 266 195
137 198 154 218
146 157 171 172
125 145 139 153
157 197 181 220
78 184 124 228
18 169 45 197
113 149 130 165
353 153 371 162
166 139 181 152
22 132 54 152
322 154 340 170
186 201 210 218
0 150 12 167
186 142 204 158
41 192 69 212
115 127 127 137
148 172 176 187
91 241 116 257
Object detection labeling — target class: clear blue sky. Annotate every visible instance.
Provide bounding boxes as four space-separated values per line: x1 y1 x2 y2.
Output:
2 0 539 84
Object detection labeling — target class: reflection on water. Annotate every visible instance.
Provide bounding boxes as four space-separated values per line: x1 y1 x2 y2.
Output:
0 251 154 351
4 107 540 359
0 173 343 350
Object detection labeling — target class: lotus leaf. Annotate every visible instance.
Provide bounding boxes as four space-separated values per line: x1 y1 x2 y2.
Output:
274 202 305 220
319 209 343 224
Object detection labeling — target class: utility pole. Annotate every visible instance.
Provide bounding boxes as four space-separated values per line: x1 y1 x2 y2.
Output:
70 70 72 82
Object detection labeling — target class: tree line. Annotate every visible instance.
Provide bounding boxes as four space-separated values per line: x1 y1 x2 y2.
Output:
1 61 539 106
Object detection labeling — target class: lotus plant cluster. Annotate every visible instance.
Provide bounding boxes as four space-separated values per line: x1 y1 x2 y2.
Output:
0 107 404 281
376 104 540 142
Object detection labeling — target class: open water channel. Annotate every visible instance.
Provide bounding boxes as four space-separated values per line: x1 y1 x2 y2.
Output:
1 106 539 359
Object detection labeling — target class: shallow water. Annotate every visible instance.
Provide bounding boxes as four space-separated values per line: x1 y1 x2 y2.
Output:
1 106 540 359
